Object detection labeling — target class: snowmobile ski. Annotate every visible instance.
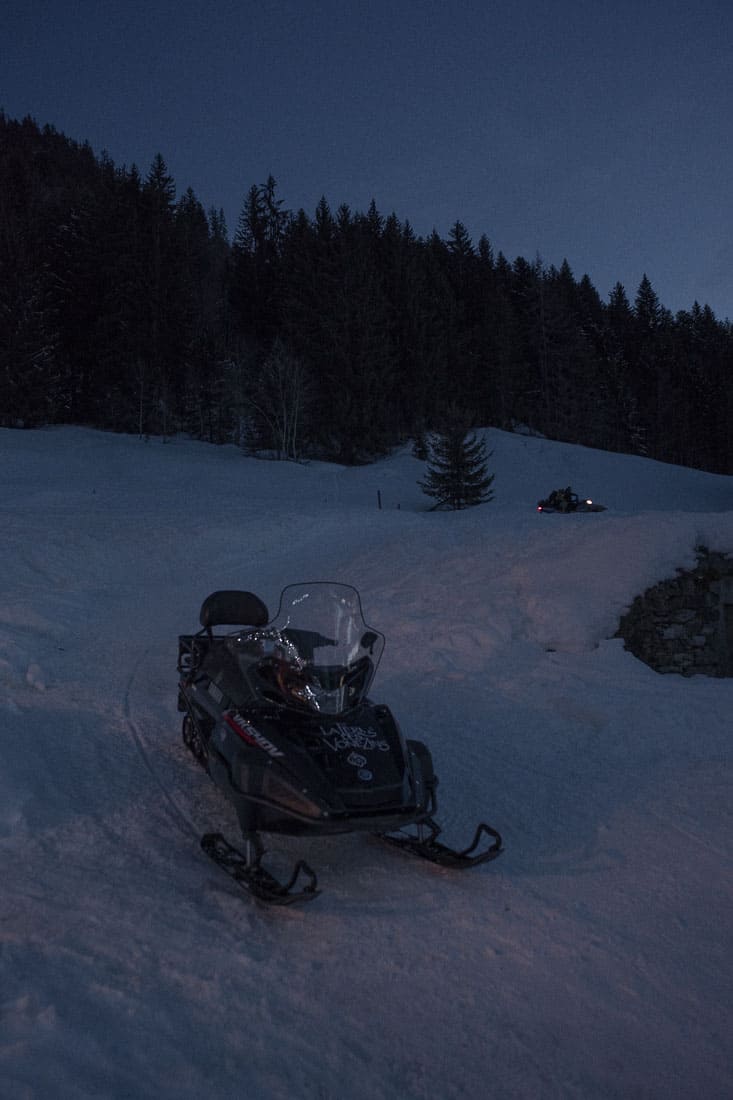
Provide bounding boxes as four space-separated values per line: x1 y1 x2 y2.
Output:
377 818 503 869
201 832 320 906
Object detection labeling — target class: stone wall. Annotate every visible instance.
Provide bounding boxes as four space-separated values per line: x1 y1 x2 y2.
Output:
615 548 733 677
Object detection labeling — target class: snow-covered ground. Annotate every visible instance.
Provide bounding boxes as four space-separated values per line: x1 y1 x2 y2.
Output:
1 425 731 1100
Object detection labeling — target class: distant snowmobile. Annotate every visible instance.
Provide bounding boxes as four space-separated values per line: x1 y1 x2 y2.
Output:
177 582 502 904
537 487 607 513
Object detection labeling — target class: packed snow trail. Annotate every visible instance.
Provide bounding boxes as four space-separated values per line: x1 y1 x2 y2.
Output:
1 426 731 1099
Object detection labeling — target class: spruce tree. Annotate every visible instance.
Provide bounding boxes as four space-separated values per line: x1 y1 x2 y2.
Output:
418 409 495 510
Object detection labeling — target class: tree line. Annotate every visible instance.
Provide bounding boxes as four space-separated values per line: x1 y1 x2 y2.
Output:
1 112 730 473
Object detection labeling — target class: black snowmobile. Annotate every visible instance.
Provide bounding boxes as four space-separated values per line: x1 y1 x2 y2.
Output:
177 582 502 904
537 486 607 513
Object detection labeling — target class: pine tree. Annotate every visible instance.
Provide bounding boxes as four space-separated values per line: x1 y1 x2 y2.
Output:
231 178 288 344
245 337 311 460
418 408 495 510
139 153 182 435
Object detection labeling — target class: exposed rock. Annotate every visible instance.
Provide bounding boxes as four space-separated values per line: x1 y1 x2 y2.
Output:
615 548 733 677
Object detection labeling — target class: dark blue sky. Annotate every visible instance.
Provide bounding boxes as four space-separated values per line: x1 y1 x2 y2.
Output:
5 0 732 318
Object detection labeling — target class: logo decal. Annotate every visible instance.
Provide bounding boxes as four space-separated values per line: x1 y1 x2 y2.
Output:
224 712 284 758
320 723 390 753
347 752 367 768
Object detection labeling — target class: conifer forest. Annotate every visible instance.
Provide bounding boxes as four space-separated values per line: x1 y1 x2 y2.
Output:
1 113 730 473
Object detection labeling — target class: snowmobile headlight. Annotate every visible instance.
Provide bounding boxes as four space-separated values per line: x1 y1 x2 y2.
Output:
262 771 322 818
312 685 347 715
284 678 321 711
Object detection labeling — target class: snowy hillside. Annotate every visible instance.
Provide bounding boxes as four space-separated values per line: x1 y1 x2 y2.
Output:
1 425 732 1100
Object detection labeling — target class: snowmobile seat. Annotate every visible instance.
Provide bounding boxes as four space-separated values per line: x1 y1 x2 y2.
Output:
199 590 269 635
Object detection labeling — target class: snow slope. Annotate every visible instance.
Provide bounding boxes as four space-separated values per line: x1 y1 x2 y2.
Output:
1 426 732 1100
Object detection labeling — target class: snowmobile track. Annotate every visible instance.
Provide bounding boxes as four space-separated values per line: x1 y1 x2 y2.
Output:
123 655 202 843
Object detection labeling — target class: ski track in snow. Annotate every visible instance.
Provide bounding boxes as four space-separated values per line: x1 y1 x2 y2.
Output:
1 425 732 1100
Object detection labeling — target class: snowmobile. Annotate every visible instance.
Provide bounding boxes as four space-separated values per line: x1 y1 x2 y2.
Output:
177 582 502 904
537 486 607 513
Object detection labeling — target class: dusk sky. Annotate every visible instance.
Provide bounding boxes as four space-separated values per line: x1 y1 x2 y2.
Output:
4 1 732 318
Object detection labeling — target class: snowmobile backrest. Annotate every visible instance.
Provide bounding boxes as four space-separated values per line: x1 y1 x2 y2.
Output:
199 590 269 633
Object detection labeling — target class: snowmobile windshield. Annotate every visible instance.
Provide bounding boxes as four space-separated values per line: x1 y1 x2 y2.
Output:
228 583 385 715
